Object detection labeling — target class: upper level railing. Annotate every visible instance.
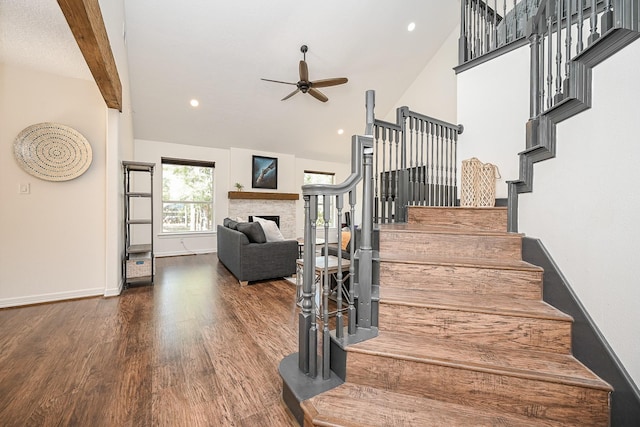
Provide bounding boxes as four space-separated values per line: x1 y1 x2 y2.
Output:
459 0 542 65
373 109 463 223
295 91 463 381
507 0 638 231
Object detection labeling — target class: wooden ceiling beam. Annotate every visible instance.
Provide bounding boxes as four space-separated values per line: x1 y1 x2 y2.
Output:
57 0 122 111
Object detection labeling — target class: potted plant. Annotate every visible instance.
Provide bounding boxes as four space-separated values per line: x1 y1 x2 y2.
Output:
234 182 244 191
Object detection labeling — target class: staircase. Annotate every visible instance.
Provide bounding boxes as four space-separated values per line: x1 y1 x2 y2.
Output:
301 206 612 426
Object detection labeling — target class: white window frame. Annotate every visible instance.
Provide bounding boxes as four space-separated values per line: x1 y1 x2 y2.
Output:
161 157 215 234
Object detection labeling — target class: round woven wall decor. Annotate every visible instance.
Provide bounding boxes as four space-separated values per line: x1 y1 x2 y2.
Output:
13 122 93 181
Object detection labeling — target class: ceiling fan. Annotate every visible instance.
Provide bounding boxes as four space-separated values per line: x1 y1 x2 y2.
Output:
261 45 348 103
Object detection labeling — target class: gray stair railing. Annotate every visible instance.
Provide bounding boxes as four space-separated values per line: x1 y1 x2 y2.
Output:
508 0 640 231
298 90 376 380
459 0 543 65
374 108 463 224
296 90 464 380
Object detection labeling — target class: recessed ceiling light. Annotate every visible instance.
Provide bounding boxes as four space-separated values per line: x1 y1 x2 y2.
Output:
407 22 416 32
190 99 199 107
337 129 344 135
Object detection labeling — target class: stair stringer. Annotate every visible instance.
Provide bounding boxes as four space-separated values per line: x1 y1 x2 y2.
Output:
507 26 640 232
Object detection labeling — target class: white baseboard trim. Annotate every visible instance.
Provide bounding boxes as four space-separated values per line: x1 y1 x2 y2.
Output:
0 288 105 308
104 280 123 297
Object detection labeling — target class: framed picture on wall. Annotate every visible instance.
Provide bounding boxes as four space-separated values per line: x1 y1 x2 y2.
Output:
251 155 278 189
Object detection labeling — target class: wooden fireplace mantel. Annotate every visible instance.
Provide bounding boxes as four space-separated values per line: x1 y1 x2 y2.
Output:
227 191 299 201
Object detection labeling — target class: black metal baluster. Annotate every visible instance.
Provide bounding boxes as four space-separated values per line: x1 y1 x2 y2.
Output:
547 0 553 110
408 116 414 205
321 195 330 380
503 0 508 44
493 0 498 49
335 196 344 339
433 125 441 206
381 127 387 223
347 191 356 334
453 128 459 204
578 0 585 53
588 0 600 44
374 126 380 224
513 0 518 41
445 127 452 205
539 22 546 114
554 0 564 103
429 122 435 206
482 0 487 54
564 0 572 96
389 131 401 222
460 0 468 63
419 119 425 205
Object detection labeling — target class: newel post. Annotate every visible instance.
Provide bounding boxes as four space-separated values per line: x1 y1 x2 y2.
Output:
357 136 374 329
299 194 317 377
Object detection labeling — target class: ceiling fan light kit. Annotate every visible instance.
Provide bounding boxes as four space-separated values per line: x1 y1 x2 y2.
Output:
261 45 348 103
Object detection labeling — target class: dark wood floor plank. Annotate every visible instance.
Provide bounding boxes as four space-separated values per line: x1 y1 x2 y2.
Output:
0 254 298 426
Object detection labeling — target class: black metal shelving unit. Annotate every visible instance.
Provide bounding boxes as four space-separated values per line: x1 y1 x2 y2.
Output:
123 161 155 288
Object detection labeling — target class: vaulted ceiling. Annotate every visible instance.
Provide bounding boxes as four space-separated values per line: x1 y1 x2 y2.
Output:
0 0 459 163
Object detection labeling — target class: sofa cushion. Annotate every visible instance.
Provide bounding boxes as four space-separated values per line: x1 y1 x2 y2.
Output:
223 217 239 230
236 221 266 243
253 216 285 242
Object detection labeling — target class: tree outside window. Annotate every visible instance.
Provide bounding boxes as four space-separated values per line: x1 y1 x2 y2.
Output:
304 170 335 226
162 159 214 233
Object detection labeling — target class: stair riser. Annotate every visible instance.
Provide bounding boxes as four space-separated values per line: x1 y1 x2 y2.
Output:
379 304 572 353
345 352 610 425
380 232 522 261
380 262 543 300
408 207 507 232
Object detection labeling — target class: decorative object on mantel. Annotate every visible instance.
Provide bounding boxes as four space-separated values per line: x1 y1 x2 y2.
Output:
13 122 92 181
234 182 244 191
252 155 278 189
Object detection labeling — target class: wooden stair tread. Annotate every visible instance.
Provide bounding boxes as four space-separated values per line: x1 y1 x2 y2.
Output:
303 382 560 427
348 330 612 391
380 288 571 321
380 252 543 271
379 222 523 237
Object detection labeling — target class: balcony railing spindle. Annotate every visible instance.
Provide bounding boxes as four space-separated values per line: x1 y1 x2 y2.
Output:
589 0 600 43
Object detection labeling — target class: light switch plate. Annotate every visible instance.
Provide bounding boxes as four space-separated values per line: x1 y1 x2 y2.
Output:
19 183 30 194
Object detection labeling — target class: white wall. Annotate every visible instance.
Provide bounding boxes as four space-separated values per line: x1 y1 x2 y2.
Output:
134 139 230 256
392 26 460 124
0 64 107 307
457 45 530 198
456 37 639 388
519 39 640 387
101 0 136 296
134 140 351 254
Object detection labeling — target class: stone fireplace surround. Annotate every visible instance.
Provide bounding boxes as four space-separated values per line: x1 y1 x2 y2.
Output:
227 191 298 239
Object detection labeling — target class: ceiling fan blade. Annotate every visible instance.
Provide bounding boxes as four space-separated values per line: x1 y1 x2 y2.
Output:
281 88 300 101
261 78 297 86
308 88 328 102
310 77 348 88
299 60 309 82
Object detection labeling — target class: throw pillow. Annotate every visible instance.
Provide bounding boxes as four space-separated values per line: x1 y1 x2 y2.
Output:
254 216 285 242
340 231 351 251
236 221 266 243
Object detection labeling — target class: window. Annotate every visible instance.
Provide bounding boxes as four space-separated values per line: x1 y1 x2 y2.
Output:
162 158 214 233
304 170 335 226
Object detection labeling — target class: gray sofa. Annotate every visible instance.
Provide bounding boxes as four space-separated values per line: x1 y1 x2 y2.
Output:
216 220 298 285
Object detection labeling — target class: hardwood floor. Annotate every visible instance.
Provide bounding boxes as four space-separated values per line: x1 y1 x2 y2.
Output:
0 254 299 426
